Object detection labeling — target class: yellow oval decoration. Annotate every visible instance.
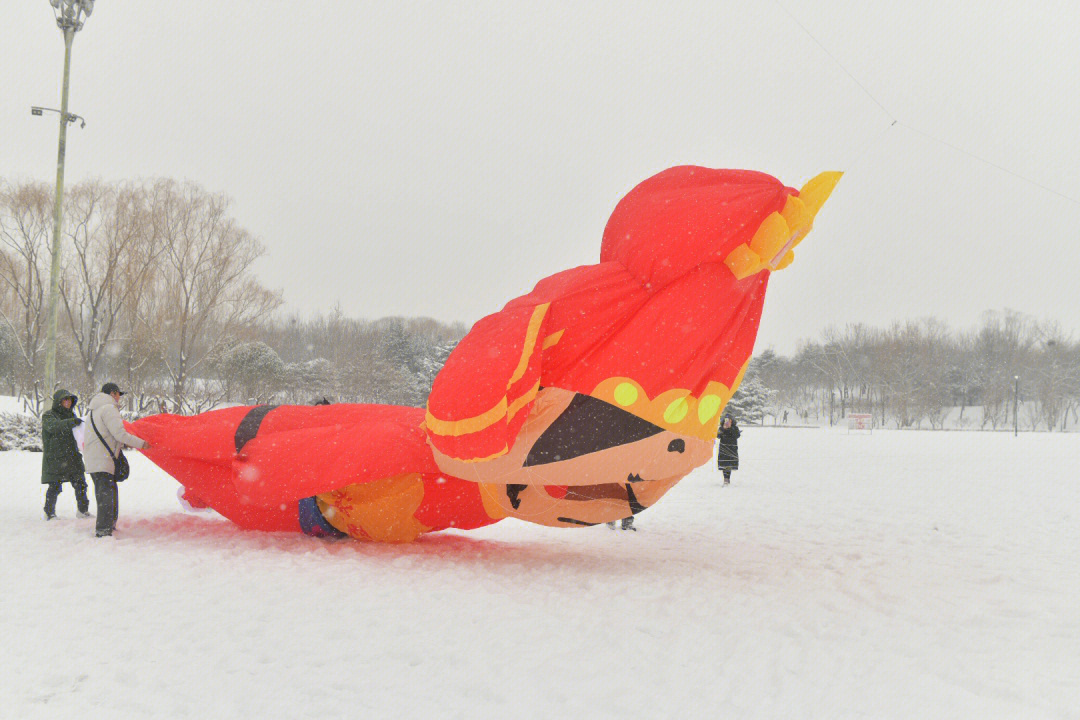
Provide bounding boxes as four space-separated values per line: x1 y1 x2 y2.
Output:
663 397 689 424
697 394 722 423
613 382 638 406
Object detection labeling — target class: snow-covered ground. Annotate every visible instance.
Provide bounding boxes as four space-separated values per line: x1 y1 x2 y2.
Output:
1 428 1077 718
769 400 1078 433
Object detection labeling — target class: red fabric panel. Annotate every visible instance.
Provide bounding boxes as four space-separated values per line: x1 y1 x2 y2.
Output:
233 407 438 505
548 263 768 398
413 474 499 532
427 304 541 423
132 404 447 532
600 166 792 290
425 302 548 460
134 451 300 532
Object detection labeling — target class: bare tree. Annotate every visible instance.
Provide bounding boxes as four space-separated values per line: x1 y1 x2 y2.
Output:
807 324 872 425
143 180 281 412
58 181 161 396
0 181 53 411
974 310 1034 430
877 322 925 428
947 330 982 427
916 318 954 430
1030 322 1077 431
1066 339 1080 431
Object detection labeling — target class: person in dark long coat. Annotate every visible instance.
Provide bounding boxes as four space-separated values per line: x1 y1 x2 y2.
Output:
716 415 740 485
41 388 89 519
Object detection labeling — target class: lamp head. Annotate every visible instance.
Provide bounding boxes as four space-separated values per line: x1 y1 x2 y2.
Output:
51 0 94 30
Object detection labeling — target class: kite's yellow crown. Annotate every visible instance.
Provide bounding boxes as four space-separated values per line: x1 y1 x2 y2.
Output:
724 171 842 280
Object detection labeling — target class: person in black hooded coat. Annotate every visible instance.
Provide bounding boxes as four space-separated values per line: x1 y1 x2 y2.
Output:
716 415 740 485
41 388 89 519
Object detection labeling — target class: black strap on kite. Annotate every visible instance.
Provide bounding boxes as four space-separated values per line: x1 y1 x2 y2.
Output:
234 405 279 454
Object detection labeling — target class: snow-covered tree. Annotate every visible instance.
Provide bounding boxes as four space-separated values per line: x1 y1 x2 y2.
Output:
415 339 457 401
727 372 769 425
283 357 337 403
217 341 285 403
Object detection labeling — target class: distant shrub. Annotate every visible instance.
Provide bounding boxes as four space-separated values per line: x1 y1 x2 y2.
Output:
0 412 43 452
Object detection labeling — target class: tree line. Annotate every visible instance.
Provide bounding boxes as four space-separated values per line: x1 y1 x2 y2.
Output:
729 313 1080 431
1 178 463 414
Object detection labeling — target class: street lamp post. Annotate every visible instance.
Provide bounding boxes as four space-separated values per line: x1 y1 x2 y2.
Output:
39 0 94 408
1013 375 1019 437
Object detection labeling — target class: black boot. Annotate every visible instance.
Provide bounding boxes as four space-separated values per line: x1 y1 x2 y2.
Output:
44 482 61 520
73 479 91 517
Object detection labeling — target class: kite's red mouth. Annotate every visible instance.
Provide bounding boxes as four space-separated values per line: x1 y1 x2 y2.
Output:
549 477 657 527
561 483 631 501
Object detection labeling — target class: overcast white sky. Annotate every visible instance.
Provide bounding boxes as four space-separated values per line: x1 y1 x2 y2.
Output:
4 1 1078 353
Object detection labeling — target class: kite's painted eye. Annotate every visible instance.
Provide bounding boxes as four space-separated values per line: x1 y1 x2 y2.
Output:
667 439 685 453
523 393 665 467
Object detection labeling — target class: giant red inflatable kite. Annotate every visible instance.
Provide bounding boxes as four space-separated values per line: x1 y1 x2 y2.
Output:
131 166 841 541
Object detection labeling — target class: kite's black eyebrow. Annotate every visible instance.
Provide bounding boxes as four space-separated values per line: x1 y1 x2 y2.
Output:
524 393 665 466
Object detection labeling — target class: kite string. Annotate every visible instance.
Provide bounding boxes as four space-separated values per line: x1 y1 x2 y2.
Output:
773 0 1080 208
771 1 896 125
894 121 1080 206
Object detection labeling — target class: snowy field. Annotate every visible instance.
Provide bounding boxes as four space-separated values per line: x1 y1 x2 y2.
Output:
2 428 1077 719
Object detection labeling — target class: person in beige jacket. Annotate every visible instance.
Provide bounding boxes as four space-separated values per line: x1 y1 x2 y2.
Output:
84 382 150 537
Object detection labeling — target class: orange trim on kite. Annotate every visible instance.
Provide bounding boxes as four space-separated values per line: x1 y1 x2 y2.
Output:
589 358 752 441
477 483 510 520
508 379 541 420
508 303 550 385
425 397 508 437
453 444 510 464
425 377 539 441
542 329 564 349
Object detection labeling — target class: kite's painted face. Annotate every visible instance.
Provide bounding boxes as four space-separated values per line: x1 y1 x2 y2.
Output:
432 387 713 527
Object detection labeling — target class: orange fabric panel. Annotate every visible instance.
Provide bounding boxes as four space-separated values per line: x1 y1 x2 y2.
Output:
317 474 429 543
